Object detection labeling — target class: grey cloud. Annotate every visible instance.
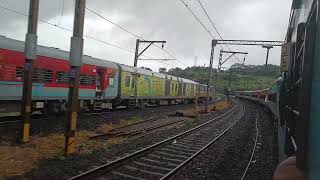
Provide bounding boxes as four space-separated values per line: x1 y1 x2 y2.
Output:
0 0 292 71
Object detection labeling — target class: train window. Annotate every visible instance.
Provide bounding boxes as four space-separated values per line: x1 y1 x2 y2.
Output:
33 68 53 83
109 77 115 87
16 67 24 80
16 67 53 83
56 72 69 84
125 76 130 87
175 84 178 91
80 74 95 86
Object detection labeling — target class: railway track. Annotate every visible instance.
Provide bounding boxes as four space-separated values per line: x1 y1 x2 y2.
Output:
0 116 46 125
90 116 187 140
69 101 245 180
241 112 259 180
0 99 223 126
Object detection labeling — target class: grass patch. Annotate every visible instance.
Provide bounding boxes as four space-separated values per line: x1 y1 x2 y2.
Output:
0 127 127 177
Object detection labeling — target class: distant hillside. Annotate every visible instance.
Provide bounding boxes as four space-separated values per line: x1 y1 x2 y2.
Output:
160 64 280 92
229 63 280 78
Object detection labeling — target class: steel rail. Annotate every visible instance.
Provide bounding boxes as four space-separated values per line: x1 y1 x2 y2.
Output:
68 103 239 180
0 120 20 124
240 112 259 180
0 117 47 125
161 102 246 180
0 99 224 125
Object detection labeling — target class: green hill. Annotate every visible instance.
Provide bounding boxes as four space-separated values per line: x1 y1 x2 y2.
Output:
160 64 280 92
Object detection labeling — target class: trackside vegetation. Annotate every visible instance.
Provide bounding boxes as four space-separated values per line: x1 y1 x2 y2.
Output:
160 63 280 92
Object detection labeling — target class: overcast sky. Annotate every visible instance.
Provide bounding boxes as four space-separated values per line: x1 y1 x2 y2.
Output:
0 0 292 72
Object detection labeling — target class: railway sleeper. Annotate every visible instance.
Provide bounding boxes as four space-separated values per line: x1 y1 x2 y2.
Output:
111 171 148 180
160 147 194 156
148 154 185 163
127 162 171 175
139 157 179 168
154 150 189 159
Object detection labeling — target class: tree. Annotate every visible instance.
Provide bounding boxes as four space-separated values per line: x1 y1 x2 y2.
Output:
159 67 167 73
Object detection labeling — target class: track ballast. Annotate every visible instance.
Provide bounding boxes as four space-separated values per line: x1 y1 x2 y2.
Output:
69 101 245 180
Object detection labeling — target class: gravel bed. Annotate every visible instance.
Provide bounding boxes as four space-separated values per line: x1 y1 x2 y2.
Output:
170 100 258 180
242 102 278 180
8 101 233 180
105 103 242 179
169 100 278 180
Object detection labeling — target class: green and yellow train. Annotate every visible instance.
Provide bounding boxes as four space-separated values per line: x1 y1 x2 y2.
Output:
115 64 212 109
0 36 214 116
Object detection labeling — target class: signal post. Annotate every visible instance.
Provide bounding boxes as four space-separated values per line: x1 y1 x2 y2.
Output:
65 0 86 155
21 0 39 143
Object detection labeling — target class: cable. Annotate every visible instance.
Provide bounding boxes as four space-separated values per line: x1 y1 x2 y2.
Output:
0 4 153 57
86 6 188 67
196 0 222 40
179 0 215 38
179 0 239 64
0 3 183 68
0 3 177 70
196 0 241 63
86 7 142 40
57 0 65 26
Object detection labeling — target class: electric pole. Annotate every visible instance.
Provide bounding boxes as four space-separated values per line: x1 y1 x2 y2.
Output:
228 70 232 101
212 40 283 71
263 45 273 69
205 40 217 112
133 40 166 68
65 0 86 155
132 39 166 107
21 0 39 143
218 50 248 72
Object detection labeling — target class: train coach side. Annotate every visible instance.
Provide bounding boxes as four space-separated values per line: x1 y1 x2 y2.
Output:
0 36 216 116
0 36 119 116
117 64 200 106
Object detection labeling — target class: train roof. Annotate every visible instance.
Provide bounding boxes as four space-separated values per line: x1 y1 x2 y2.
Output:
0 36 204 86
119 64 198 84
0 36 119 69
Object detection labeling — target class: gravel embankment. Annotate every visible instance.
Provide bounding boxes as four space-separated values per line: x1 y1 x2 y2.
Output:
170 100 278 180
8 101 233 180
242 102 278 180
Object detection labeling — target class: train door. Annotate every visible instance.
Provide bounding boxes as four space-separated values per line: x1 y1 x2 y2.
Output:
96 70 103 98
191 84 194 96
183 83 187 96
165 79 170 96
178 82 183 96
130 74 135 97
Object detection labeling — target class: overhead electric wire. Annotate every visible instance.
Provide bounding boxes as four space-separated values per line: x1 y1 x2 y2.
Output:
196 0 241 63
196 0 223 41
86 6 188 67
179 0 239 64
0 4 133 52
57 0 65 26
0 4 165 60
178 0 215 39
0 3 176 69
